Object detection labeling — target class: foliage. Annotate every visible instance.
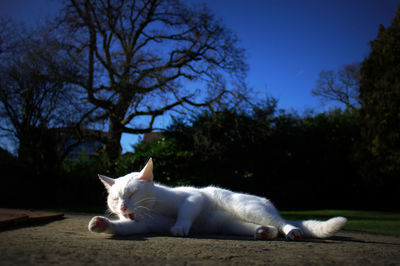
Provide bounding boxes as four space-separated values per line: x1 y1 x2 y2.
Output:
358 6 400 196
1 101 397 211
127 104 364 209
53 103 390 210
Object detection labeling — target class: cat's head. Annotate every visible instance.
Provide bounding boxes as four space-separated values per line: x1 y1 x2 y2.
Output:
98 158 155 221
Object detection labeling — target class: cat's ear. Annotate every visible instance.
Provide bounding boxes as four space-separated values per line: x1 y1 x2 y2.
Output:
98 174 115 191
139 158 153 183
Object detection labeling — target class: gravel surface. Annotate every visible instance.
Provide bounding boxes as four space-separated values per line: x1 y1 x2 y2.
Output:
1 213 399 265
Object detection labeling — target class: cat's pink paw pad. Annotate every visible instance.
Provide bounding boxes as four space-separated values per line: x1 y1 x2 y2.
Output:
254 226 278 240
88 216 111 233
285 228 303 241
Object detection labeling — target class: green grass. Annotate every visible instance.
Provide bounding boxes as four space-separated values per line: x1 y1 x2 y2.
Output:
281 210 400 236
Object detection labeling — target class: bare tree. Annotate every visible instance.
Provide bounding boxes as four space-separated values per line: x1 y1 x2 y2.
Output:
0 19 89 172
312 63 361 110
57 0 249 159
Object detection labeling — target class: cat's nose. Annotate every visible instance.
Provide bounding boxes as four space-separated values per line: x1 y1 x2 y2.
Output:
120 205 128 213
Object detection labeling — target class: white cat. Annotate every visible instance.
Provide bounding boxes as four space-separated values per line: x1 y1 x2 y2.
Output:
88 158 347 240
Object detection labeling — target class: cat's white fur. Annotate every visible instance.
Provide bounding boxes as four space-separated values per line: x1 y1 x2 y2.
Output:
89 158 347 240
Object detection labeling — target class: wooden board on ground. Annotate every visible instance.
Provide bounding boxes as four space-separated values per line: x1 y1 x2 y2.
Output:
0 209 64 227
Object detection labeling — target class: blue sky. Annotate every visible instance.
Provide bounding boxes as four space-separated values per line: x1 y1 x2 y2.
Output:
200 0 399 111
1 0 399 153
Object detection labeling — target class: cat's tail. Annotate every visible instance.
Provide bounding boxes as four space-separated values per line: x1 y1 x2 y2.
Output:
289 216 347 238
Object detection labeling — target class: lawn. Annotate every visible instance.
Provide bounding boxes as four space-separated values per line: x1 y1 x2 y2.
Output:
281 209 400 236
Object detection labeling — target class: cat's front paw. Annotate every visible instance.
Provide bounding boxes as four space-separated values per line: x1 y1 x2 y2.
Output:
170 224 190 236
88 216 113 234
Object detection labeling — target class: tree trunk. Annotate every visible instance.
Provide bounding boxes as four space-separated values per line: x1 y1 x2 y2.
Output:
104 118 123 160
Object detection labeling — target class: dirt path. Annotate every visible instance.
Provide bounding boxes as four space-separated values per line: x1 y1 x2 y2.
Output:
0 213 399 265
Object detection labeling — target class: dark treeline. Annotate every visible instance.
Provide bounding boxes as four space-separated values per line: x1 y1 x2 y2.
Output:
0 104 397 210
0 2 399 211
131 106 367 210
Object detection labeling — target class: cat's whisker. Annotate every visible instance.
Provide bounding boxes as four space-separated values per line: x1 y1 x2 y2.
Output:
133 206 154 220
135 197 157 205
136 205 152 211
104 209 115 219
135 205 154 214
141 210 154 219
137 212 152 220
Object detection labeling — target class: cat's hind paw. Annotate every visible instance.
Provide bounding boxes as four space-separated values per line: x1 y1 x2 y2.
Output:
285 228 303 241
88 216 113 234
254 226 278 240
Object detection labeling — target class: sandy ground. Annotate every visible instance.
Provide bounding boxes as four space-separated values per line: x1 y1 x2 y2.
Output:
0 213 399 265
